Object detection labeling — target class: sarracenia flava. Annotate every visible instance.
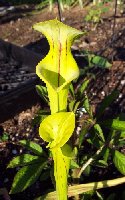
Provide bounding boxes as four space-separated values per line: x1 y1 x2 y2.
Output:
33 19 83 200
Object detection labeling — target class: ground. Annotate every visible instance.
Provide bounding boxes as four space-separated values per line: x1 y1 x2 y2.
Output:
0 2 125 200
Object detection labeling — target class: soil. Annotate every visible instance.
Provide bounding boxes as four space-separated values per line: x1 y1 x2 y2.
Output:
0 2 125 200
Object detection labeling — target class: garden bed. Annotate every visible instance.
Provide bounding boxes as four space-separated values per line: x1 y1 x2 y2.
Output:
0 2 125 200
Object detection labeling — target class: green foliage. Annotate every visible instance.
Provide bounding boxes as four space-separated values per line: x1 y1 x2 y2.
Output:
85 2 109 24
9 0 83 11
8 140 48 193
19 140 45 156
8 154 42 168
93 159 108 168
85 8 102 23
32 110 50 126
8 18 125 199
113 150 125 175
80 50 112 70
70 160 79 169
101 119 125 131
10 162 46 194
83 95 93 117
36 0 83 12
0 132 9 142
77 80 89 98
79 123 91 147
91 55 112 68
36 85 49 104
96 90 119 119
94 124 105 142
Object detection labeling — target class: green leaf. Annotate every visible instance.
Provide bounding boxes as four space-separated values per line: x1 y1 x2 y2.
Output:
91 55 112 68
101 7 109 13
120 131 125 138
10 162 46 194
1 132 9 141
103 147 110 163
32 110 50 126
79 123 91 147
96 90 119 119
73 101 80 113
113 130 124 146
84 165 91 176
7 154 42 168
101 119 125 131
94 124 105 142
93 160 108 168
39 112 75 149
87 129 102 148
69 83 75 99
68 100 76 112
113 150 125 175
19 140 43 156
38 110 50 115
82 190 94 200
83 95 92 118
117 140 125 147
77 79 89 99
36 85 49 104
61 143 73 158
68 99 79 112
70 160 79 169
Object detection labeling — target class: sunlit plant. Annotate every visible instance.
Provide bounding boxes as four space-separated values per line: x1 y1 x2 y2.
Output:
33 19 83 199
8 19 125 200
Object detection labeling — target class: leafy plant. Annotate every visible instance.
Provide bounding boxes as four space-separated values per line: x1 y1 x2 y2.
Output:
85 1 109 26
8 140 48 193
36 0 83 12
79 50 112 73
0 132 9 142
8 19 125 200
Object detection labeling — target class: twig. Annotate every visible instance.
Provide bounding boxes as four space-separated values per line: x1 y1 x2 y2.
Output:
96 0 119 56
112 0 118 43
56 0 62 21
78 145 105 178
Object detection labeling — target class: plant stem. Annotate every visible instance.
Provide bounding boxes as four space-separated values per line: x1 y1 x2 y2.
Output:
56 0 62 21
78 145 105 178
112 0 118 41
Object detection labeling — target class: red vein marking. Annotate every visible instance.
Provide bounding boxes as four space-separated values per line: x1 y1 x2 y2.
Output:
58 41 62 87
